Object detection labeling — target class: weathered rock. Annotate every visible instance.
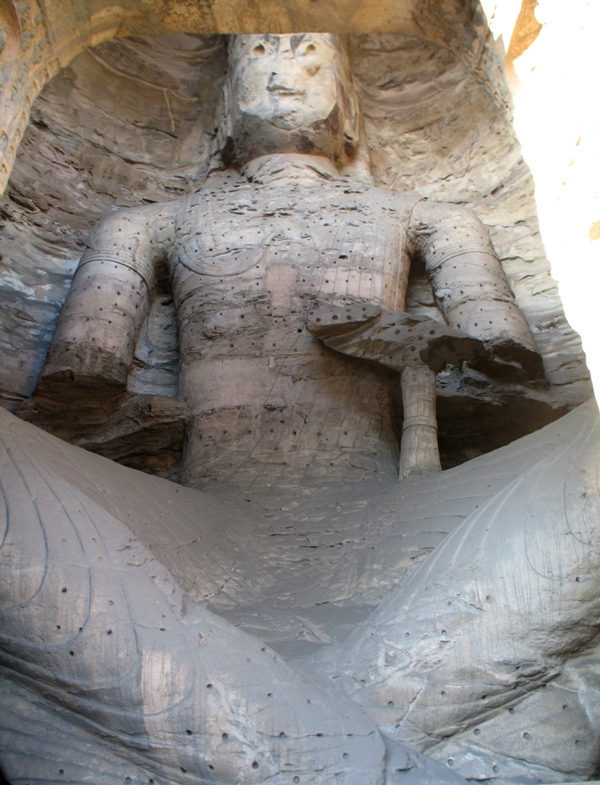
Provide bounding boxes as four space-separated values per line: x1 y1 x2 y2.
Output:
320 400 600 782
0 408 395 785
2 367 600 784
0 15 598 785
0 33 226 413
1 29 591 481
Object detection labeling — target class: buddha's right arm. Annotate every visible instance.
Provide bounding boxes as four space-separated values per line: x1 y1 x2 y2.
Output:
40 203 176 390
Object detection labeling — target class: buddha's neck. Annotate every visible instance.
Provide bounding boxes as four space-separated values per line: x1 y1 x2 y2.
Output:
242 153 341 185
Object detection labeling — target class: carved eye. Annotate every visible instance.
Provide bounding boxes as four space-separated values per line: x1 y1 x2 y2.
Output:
298 42 317 56
253 43 266 55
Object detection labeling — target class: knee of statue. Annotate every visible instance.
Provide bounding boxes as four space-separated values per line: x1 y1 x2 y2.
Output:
0 409 392 784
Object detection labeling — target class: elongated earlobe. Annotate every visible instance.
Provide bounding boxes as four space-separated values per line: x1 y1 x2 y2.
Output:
344 117 358 158
216 78 234 164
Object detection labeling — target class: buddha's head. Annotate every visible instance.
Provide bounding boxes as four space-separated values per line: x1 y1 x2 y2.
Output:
219 34 361 169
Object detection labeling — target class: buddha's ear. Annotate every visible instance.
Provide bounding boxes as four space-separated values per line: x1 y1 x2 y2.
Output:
339 68 361 161
343 115 358 159
216 78 235 165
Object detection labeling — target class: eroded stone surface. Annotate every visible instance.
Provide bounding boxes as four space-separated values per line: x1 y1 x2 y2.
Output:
319 400 600 782
2 30 591 481
20 154 559 487
0 33 226 414
0 20 598 785
2 381 599 783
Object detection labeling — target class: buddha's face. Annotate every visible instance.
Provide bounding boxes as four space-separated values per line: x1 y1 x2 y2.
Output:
226 34 357 166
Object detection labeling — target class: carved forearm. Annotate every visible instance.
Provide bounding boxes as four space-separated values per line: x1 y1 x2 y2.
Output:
409 201 538 353
41 206 170 389
45 255 151 387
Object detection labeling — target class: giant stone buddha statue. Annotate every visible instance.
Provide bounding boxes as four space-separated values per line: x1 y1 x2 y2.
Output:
23 33 543 488
1 33 599 785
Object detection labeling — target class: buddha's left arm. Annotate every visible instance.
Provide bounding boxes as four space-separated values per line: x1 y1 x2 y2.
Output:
408 200 538 353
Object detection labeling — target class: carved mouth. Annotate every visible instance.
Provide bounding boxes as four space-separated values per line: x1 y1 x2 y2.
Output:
267 86 305 96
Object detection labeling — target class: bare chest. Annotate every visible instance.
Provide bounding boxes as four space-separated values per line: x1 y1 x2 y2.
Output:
170 180 413 311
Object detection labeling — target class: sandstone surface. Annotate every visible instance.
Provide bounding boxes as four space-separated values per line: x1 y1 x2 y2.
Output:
2 31 591 476
0 4 598 784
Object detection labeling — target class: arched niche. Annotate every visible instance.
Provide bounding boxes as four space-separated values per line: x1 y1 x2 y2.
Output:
0 0 485 193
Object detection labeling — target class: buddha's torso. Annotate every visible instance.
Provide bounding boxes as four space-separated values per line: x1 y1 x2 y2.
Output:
168 164 417 493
